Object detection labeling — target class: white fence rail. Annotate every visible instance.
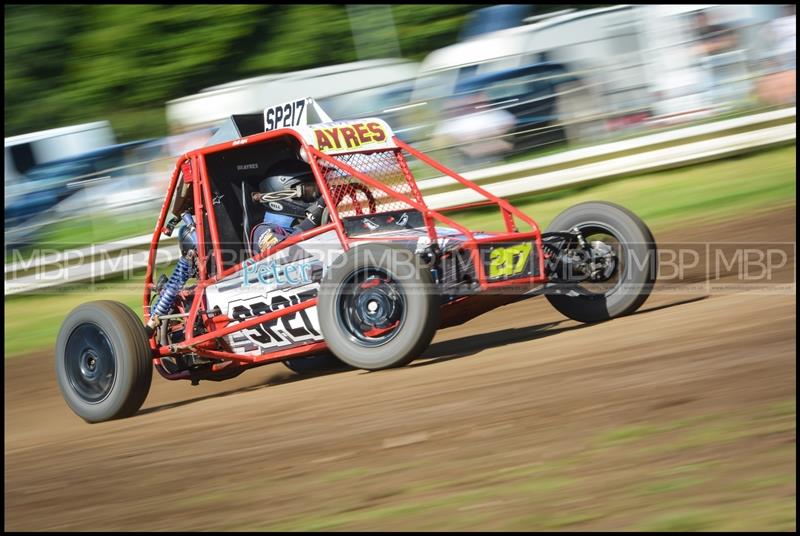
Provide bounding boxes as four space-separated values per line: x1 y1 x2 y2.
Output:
419 107 796 192
4 108 795 295
426 122 795 208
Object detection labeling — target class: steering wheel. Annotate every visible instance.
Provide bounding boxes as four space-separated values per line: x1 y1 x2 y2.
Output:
328 182 377 221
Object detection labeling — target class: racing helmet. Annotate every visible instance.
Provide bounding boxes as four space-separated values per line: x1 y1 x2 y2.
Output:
255 159 320 229
258 159 318 204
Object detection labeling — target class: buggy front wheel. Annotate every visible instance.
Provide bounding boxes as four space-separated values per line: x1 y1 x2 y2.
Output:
317 244 439 371
55 300 153 423
545 201 657 323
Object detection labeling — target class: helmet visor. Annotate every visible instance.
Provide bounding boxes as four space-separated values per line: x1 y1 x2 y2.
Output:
297 177 320 203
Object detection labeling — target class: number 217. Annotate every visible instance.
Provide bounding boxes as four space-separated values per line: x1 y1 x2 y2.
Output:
489 243 532 278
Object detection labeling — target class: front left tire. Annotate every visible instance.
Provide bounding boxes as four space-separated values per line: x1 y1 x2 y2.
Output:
317 243 440 371
55 300 152 423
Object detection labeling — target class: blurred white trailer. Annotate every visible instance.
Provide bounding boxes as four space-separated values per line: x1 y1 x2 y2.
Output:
165 59 420 134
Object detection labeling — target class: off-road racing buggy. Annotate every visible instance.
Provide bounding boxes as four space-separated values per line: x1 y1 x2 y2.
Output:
56 98 657 422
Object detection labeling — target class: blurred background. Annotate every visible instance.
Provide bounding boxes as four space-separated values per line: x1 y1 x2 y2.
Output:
4 4 796 248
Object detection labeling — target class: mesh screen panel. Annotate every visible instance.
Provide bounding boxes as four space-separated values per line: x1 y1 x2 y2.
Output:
317 150 420 218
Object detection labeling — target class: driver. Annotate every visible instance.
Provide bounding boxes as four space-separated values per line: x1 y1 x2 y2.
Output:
250 158 327 254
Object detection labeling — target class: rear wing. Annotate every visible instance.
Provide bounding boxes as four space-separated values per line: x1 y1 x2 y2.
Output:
204 114 263 147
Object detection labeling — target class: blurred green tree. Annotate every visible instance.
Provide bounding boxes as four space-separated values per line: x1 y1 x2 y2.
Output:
5 4 603 140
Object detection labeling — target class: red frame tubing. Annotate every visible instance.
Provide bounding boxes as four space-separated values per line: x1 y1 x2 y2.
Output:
145 127 549 373
195 341 329 364
394 150 437 243
186 154 208 340
144 157 185 326
197 153 225 277
145 158 187 365
394 137 546 286
311 146 546 288
309 147 477 241
394 137 540 234
307 148 351 250
168 298 318 354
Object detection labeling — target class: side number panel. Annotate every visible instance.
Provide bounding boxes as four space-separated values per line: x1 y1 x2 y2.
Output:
226 284 324 354
488 243 533 279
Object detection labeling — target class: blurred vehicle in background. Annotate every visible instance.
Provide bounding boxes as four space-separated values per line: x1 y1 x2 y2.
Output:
164 4 789 172
406 5 645 162
402 4 791 163
316 79 417 138
4 121 116 188
4 139 153 246
165 59 420 134
431 60 584 167
458 4 534 40
48 128 217 229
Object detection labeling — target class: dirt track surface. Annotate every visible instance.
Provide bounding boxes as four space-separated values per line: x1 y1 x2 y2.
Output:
5 206 796 531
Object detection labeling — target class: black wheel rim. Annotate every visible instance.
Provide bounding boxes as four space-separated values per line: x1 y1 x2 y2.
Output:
572 223 625 298
65 323 116 403
335 267 406 347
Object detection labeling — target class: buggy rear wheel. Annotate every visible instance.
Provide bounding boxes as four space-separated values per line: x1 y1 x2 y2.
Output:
55 301 152 423
318 244 439 370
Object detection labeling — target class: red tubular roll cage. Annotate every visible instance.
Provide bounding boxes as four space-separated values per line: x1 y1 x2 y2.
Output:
143 126 546 374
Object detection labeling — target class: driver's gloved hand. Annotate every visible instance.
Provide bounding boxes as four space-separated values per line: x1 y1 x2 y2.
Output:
297 198 327 231
306 197 326 225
